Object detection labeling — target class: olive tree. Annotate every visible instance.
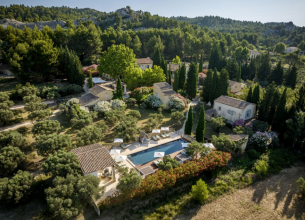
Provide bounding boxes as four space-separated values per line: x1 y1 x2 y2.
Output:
32 120 61 136
35 134 72 157
76 122 109 146
116 169 142 193
0 130 25 148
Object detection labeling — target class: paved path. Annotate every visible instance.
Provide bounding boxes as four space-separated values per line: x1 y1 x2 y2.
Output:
9 100 55 110
177 100 198 134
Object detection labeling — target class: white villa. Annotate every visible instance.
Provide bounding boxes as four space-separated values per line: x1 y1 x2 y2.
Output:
284 47 298 54
137 57 153 70
249 50 260 59
213 96 256 123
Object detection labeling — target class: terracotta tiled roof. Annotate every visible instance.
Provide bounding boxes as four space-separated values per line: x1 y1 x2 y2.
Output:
78 93 99 106
71 144 116 175
162 90 176 96
137 57 153 65
214 95 253 109
154 82 173 90
89 85 106 95
228 134 249 141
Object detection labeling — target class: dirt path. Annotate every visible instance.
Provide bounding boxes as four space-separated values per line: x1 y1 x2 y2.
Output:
175 166 305 220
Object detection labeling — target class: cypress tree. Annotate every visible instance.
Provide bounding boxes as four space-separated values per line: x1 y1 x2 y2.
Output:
218 68 229 96
185 62 198 98
267 89 280 125
184 106 193 135
209 68 219 106
257 53 271 81
252 85 260 104
168 63 172 85
196 105 205 142
88 73 93 88
69 51 85 86
163 59 168 81
153 48 161 67
248 58 257 80
236 63 241 82
113 77 124 100
199 52 203 73
269 60 283 85
173 70 179 92
201 69 213 103
272 88 287 132
295 83 305 112
288 64 298 89
246 87 253 102
179 63 186 90
258 82 276 121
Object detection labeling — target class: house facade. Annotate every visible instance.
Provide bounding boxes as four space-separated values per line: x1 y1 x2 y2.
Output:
137 57 153 70
249 50 260 59
284 47 298 54
153 82 176 109
229 80 242 93
213 96 256 123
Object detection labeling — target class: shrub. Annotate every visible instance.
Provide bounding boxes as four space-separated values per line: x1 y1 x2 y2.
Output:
0 170 34 204
168 96 186 110
211 116 226 132
76 123 108 146
255 160 268 177
190 179 209 204
233 126 244 134
125 98 137 107
94 101 112 114
116 169 142 193
0 146 27 176
248 132 277 152
158 155 181 171
35 134 72 157
296 177 305 197
212 133 236 153
127 110 141 119
146 95 163 109
110 99 126 110
232 119 245 128
130 87 153 102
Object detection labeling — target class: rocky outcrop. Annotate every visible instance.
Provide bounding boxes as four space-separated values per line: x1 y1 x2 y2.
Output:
0 18 68 30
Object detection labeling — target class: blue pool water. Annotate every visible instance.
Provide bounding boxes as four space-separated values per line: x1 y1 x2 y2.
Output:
127 138 188 166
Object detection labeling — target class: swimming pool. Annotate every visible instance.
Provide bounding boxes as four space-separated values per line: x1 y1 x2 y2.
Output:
127 138 188 166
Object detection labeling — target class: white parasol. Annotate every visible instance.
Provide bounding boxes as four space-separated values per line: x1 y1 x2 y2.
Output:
154 152 165 157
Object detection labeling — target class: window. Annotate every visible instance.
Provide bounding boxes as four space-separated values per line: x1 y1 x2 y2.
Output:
246 109 252 118
147 65 149 68
218 107 221 111
227 110 235 115
156 93 159 98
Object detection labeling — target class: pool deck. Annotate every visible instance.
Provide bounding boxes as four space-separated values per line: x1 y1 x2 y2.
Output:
120 131 183 156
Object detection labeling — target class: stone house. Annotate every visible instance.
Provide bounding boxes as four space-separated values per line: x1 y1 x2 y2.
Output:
229 80 242 93
228 134 249 151
153 82 176 109
249 50 260 59
78 93 100 109
213 96 256 123
205 108 217 121
137 57 153 70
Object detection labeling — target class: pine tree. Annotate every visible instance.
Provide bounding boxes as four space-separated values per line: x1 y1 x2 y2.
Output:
184 106 193 135
201 69 213 103
113 77 124 100
209 68 219 106
179 63 186 90
173 70 179 92
208 43 222 71
272 88 287 132
153 48 161 67
236 63 241 82
88 73 93 88
196 105 205 142
218 68 229 96
199 52 203 73
246 87 253 102
257 53 271 81
252 85 260 104
269 60 284 85
185 62 198 98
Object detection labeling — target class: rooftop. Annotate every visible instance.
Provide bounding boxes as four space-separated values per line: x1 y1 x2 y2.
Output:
214 95 253 109
167 64 180 72
162 90 176 96
205 108 217 115
228 134 249 141
71 143 116 175
154 82 173 91
249 50 260 55
78 93 99 106
137 57 153 65
229 80 240 87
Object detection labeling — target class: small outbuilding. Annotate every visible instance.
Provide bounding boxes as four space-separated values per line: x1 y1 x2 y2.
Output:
228 134 249 152
205 108 217 121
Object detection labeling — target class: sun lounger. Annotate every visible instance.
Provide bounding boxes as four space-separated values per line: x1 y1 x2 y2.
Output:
151 136 158 141
153 159 162 167
160 134 167 138
120 144 128 149
155 135 161 140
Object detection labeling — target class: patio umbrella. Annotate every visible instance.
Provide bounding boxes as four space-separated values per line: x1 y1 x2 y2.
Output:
115 155 127 162
182 143 189 148
161 127 169 131
154 152 165 157
110 149 121 155
152 129 161 133
114 138 123 143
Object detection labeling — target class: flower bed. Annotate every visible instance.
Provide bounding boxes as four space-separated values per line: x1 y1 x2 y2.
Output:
83 64 99 76
99 151 231 209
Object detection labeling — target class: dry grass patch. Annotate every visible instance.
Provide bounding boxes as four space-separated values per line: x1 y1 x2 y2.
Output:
176 166 305 220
